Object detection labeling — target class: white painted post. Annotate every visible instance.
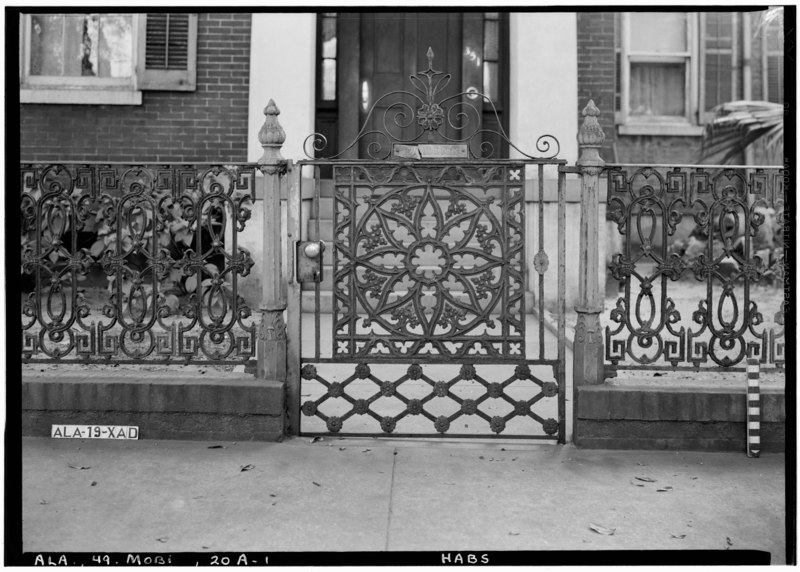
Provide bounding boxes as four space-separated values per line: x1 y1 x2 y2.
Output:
256 99 288 381
573 100 606 386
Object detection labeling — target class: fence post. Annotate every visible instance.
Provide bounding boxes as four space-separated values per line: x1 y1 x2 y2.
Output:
573 99 605 386
256 99 288 381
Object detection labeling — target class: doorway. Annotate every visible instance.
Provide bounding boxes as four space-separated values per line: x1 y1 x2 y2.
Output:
314 12 509 160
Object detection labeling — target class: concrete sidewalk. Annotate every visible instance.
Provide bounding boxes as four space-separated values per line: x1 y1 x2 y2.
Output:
19 436 786 563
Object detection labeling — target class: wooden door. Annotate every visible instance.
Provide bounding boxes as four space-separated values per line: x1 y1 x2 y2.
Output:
356 13 462 156
328 12 507 160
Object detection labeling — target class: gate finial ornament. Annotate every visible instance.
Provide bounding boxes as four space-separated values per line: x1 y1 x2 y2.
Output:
577 100 605 148
259 99 285 165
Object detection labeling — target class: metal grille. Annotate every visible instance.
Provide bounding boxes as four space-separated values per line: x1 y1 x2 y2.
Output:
332 163 525 359
20 163 257 364
605 165 785 370
297 161 567 440
299 361 560 438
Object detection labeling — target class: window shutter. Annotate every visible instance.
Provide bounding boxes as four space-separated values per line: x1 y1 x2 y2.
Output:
138 13 197 91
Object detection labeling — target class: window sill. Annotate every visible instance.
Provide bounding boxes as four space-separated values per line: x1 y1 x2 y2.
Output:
618 123 705 136
20 88 143 106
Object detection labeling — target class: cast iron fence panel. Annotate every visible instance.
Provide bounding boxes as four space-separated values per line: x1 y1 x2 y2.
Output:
297 161 566 439
20 163 258 364
605 164 785 371
332 162 526 360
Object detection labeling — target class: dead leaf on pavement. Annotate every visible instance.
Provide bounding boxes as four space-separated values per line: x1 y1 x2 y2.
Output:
90 481 97 486
509 532 520 536
671 534 686 539
726 537 733 549
630 480 645 487
339 447 346 451
156 537 168 543
310 437 323 443
635 476 656 482
67 463 91 470
269 494 277 498
39 499 49 505
312 481 321 487
657 486 673 492
207 445 224 449
362 448 371 453
589 523 616 536
240 464 255 472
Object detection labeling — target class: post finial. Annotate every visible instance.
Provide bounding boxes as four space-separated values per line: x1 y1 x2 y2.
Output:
426 46 434 70
259 98 285 165
577 99 605 164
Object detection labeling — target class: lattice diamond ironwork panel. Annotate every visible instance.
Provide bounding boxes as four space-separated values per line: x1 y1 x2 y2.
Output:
331 163 525 360
300 361 560 437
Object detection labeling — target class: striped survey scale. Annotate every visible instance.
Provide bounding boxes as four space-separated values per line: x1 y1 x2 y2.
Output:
747 357 761 458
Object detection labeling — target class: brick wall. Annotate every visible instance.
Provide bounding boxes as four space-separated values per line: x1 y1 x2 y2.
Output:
615 136 702 164
20 13 251 163
576 12 616 160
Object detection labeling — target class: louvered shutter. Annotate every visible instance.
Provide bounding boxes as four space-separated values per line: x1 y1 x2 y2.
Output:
137 13 197 91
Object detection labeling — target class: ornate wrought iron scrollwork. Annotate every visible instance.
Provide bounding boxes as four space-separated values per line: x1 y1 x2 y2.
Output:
331 163 525 360
20 163 257 363
303 47 559 160
605 165 785 368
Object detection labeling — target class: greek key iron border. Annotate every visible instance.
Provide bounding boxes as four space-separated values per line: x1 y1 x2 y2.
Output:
20 163 258 364
605 165 786 369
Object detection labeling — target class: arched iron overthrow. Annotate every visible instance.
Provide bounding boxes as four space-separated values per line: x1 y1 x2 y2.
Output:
303 47 560 161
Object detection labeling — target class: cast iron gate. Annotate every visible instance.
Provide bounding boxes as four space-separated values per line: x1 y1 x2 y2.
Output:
289 48 567 440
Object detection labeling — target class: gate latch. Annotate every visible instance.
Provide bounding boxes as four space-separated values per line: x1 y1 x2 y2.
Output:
296 240 325 283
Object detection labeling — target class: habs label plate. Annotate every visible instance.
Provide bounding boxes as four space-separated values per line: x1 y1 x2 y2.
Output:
51 425 139 440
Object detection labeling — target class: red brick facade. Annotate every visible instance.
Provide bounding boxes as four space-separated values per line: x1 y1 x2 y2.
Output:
577 11 783 165
576 12 616 160
19 13 251 163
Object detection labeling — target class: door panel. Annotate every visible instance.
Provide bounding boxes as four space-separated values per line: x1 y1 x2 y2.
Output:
354 13 463 156
333 12 507 159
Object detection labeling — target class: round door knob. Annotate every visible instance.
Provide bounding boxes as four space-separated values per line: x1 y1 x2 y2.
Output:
304 242 322 259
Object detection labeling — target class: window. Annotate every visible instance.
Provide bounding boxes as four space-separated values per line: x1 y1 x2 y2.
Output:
618 12 702 135
762 16 784 104
700 12 738 122
319 13 337 101
20 13 197 105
